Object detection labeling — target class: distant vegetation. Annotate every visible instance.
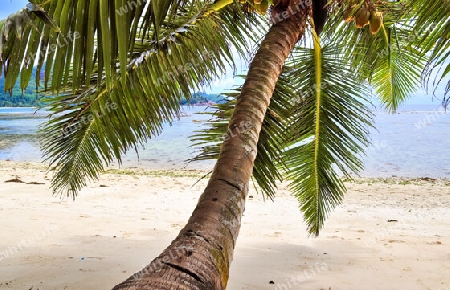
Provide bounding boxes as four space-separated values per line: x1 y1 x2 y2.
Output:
1 68 222 107
179 92 224 105
0 67 43 107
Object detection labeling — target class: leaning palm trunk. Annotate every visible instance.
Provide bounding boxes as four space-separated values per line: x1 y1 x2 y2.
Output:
113 10 308 290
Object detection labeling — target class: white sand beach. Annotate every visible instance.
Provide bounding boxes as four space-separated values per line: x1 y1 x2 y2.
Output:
0 160 449 290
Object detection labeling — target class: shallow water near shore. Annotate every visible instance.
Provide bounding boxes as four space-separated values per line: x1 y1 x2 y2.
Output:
360 105 450 178
0 104 449 178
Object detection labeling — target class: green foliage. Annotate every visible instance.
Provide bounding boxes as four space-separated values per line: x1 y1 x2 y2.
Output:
191 73 296 200
326 2 427 112
0 63 220 107
179 92 224 105
0 1 264 197
1 0 449 234
411 0 450 104
283 43 373 235
0 67 44 107
191 42 374 235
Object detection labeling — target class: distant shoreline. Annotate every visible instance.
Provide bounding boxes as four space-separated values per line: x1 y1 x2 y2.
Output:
1 105 449 179
1 160 448 185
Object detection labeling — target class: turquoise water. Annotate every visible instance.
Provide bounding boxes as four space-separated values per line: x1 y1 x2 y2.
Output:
0 107 45 162
0 105 449 178
0 106 216 170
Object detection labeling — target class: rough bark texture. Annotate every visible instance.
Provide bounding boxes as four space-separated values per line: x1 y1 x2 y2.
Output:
112 9 309 290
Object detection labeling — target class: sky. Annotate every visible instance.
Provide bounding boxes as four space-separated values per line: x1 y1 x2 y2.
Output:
0 0 28 20
0 0 446 106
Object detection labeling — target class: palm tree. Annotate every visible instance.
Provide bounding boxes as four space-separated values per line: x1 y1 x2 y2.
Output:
0 0 448 289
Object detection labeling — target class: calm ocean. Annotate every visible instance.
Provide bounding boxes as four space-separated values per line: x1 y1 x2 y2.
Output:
0 105 449 178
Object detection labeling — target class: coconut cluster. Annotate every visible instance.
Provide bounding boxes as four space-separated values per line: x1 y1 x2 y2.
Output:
344 0 383 34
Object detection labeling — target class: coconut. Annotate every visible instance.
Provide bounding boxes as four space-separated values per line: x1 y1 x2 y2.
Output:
255 0 269 14
369 11 383 34
354 7 370 28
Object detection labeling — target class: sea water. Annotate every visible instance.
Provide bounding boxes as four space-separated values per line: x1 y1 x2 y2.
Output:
362 104 449 178
0 105 449 178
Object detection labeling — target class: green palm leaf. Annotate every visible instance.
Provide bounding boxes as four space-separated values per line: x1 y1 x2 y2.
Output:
327 2 426 111
0 2 263 197
190 30 374 234
411 0 450 102
283 39 373 236
369 25 426 111
190 71 296 199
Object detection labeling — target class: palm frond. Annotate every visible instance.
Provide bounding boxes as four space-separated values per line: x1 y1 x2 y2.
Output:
190 71 296 199
283 40 373 236
189 92 236 163
0 1 264 197
411 0 450 102
326 5 426 111
369 24 426 111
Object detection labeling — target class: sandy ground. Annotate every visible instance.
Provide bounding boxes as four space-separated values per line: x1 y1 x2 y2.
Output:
0 161 449 290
